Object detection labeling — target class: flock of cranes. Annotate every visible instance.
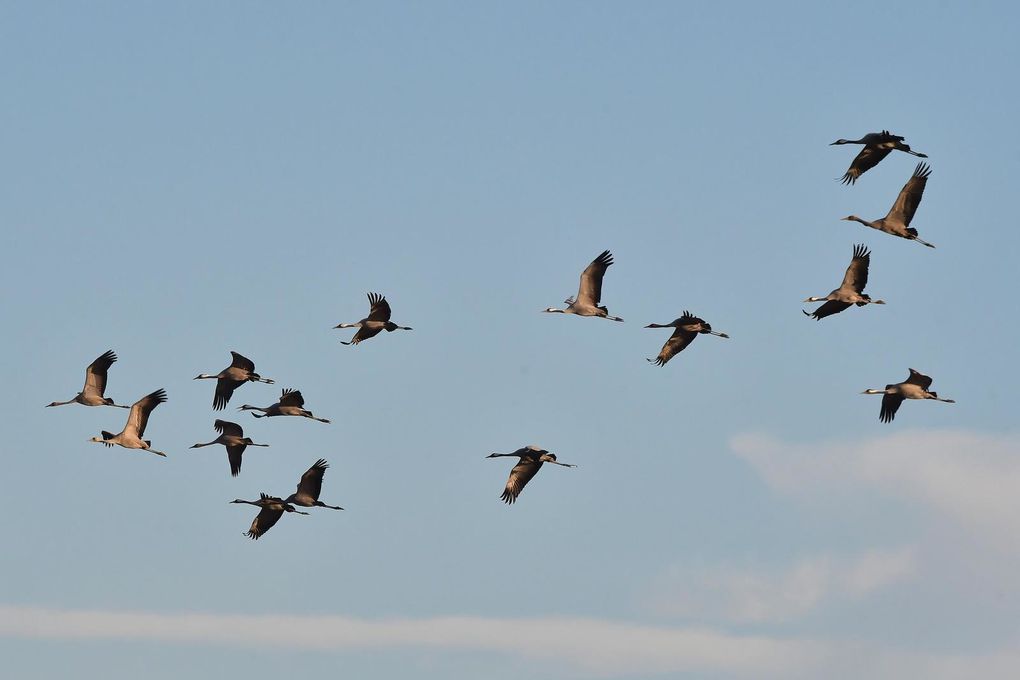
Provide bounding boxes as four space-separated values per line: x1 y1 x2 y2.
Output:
45 131 956 534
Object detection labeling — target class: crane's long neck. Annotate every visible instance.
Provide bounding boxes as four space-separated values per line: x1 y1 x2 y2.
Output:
862 389 889 395
46 397 78 407
845 216 876 228
191 441 216 448
194 374 219 380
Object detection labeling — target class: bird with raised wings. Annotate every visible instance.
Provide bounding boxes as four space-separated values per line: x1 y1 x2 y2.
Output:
644 313 729 366
842 163 936 247
46 349 129 408
284 459 344 510
487 445 575 504
863 368 955 423
89 388 168 456
238 389 331 423
190 419 268 476
831 130 927 185
335 293 412 345
231 493 308 540
543 250 623 321
804 244 885 320
194 351 275 411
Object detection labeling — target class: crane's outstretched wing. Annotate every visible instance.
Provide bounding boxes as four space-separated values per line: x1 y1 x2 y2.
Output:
804 300 852 321
247 504 284 540
278 389 305 407
841 244 871 293
226 445 245 477
886 163 930 226
83 350 117 399
500 458 543 504
296 459 328 501
576 250 614 306
366 292 392 322
841 146 893 185
230 351 256 373
213 378 240 411
345 326 384 345
905 368 933 390
214 419 244 437
649 328 697 366
126 389 167 438
880 392 904 423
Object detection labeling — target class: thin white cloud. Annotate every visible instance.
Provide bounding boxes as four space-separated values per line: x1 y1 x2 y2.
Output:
645 548 915 623
4 605 1020 679
731 430 1020 549
0 605 823 678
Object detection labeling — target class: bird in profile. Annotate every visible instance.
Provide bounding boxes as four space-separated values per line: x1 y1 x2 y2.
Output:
804 244 885 320
89 388 168 456
283 459 344 510
543 250 624 321
644 313 729 366
238 389 331 423
47 349 130 408
190 419 268 477
842 163 936 248
487 445 576 504
334 293 412 345
194 351 275 411
863 368 955 423
230 493 308 540
831 130 928 185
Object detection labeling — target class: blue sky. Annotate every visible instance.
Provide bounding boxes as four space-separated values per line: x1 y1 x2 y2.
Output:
2 2 1019 678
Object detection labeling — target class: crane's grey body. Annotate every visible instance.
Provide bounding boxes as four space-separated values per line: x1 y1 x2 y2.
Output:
230 493 308 540
863 368 955 423
284 459 344 510
89 388 168 456
190 419 268 476
543 250 623 321
843 163 935 247
47 349 129 408
487 445 575 504
335 292 412 345
194 351 274 411
645 313 729 366
804 244 885 320
831 130 927 185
